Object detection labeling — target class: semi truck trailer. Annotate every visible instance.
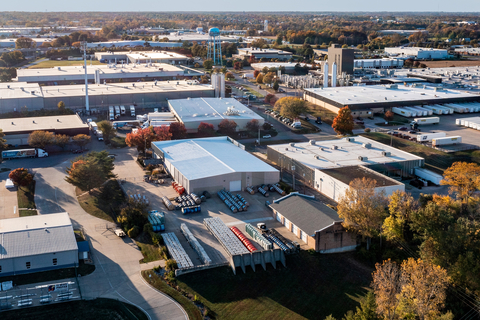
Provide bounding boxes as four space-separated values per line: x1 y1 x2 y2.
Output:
2 148 48 159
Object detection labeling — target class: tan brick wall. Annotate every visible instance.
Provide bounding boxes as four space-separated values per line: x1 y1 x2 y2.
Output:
315 222 356 252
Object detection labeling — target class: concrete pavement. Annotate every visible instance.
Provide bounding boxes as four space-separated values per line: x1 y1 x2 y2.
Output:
0 172 18 219
33 153 187 320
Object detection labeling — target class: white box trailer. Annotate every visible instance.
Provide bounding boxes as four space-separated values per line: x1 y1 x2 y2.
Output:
416 132 446 142
434 105 454 114
410 106 428 116
392 107 413 118
444 103 466 113
412 117 440 126
414 168 444 185
421 105 443 115
115 106 120 115
432 136 462 146
415 106 433 116
402 107 419 117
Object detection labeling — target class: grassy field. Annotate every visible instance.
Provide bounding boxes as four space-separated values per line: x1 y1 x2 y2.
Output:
19 209 38 216
136 232 164 263
363 132 480 173
0 261 95 286
142 270 203 320
77 180 125 223
28 60 103 69
111 136 127 148
421 59 480 68
174 251 372 320
306 103 338 125
1 298 147 320
17 181 36 209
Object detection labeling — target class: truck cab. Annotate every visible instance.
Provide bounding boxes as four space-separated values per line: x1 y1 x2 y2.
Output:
37 149 49 157
130 105 135 117
120 106 126 115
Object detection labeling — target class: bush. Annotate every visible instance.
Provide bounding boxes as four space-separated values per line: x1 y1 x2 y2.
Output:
152 233 163 246
128 225 140 238
364 128 371 133
143 223 153 234
165 259 178 271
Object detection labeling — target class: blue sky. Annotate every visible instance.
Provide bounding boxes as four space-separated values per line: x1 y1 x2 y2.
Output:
2 0 480 12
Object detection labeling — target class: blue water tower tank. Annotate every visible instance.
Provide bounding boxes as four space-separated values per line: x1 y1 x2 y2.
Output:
209 27 220 36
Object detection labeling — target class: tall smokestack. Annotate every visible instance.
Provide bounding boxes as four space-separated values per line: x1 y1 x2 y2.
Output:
323 62 329 88
331 62 337 87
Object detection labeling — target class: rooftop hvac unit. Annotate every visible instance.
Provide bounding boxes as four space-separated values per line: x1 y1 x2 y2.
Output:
331 145 338 150
362 143 371 149
309 140 316 145
289 143 295 147
344 137 355 142
382 151 391 157
358 156 368 161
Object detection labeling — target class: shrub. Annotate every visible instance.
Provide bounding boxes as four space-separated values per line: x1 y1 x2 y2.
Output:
364 128 371 133
127 225 140 238
165 259 178 271
143 223 153 234
152 233 163 246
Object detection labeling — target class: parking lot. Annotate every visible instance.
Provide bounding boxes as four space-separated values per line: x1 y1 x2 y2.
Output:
113 150 306 269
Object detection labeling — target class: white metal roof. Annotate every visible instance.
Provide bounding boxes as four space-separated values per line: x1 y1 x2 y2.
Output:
0 114 88 134
268 136 424 169
304 84 478 106
238 48 292 55
153 137 278 181
0 212 78 259
169 98 264 124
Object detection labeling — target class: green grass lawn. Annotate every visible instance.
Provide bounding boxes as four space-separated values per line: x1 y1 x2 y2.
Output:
1 298 147 320
17 181 36 209
28 60 103 69
77 180 125 222
307 104 338 125
362 132 480 173
174 251 372 320
19 209 38 216
110 136 127 148
136 232 164 263
0 261 95 286
142 270 203 320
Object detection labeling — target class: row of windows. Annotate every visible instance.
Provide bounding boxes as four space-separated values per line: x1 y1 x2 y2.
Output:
0 259 58 273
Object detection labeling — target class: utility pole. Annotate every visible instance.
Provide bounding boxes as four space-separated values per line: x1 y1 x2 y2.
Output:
292 165 295 191
81 41 90 114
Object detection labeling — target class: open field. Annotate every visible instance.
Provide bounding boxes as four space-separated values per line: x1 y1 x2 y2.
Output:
420 59 480 68
17 181 36 209
1 298 147 320
174 251 372 320
362 132 480 173
28 60 103 69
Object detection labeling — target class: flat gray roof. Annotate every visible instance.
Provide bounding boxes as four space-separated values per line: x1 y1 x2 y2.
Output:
0 82 42 100
153 137 278 181
169 97 264 124
320 165 403 187
304 84 478 106
0 212 78 259
268 136 424 169
0 114 88 134
238 48 292 55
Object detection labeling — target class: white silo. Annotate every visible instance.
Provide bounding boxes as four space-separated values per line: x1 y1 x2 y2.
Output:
323 62 329 88
220 73 225 98
331 62 337 87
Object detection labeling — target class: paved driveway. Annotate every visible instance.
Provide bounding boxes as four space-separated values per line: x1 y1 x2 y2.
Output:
0 171 18 219
34 153 187 320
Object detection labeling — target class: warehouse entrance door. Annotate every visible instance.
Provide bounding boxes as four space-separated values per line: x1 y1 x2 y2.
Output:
229 180 241 192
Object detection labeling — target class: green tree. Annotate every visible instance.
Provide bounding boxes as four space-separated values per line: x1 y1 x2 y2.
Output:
165 259 178 271
274 97 308 119
97 120 116 142
203 59 213 70
65 160 107 192
72 134 91 150
8 168 34 190
117 199 148 231
332 106 354 135
275 34 283 46
0 129 7 151
54 134 70 150
83 151 116 179
273 80 279 92
382 191 417 242
28 131 54 149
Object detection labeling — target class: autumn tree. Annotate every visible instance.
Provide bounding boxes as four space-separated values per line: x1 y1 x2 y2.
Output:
197 122 215 137
54 134 70 150
225 71 235 80
264 93 276 104
0 129 7 151
233 61 243 70
15 37 35 49
65 160 106 192
245 119 260 133
372 259 402 320
72 134 91 150
382 191 417 242
57 101 66 113
263 72 275 84
97 120 116 142
332 106 354 135
153 125 172 141
274 97 308 119
256 73 264 84
384 110 394 122
125 127 156 153
28 131 55 149
253 70 260 78
169 122 187 140
203 59 213 70
9 168 34 190
398 258 450 320
337 177 387 248
218 119 238 136
441 162 480 207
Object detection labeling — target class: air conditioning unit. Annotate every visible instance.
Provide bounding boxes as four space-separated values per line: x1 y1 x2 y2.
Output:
358 156 368 161
331 145 338 150
362 143 371 149
344 137 354 142
290 143 295 147
309 140 316 145
382 151 391 157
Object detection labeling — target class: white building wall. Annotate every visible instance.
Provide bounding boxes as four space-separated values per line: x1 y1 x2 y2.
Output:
0 251 78 276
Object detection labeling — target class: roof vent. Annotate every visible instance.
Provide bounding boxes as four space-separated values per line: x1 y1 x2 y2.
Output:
285 147 288 151
309 140 316 145
331 145 338 150
358 156 368 161
57 119 60 122
33 120 35 124
382 151 391 157
289 143 295 147
362 143 371 149
11 122 14 125
344 137 354 142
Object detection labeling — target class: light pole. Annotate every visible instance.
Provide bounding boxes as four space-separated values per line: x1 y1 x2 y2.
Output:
81 41 90 114
292 165 296 190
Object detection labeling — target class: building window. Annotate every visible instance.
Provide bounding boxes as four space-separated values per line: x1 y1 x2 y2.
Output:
53 258 58 266
26 262 31 269
0 265 2 273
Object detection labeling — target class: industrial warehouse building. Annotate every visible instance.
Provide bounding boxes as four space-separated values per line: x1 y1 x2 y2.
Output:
0 114 89 146
94 51 191 65
152 137 279 194
385 47 450 60
269 193 357 253
0 213 79 276
16 63 204 85
303 84 479 117
267 137 418 201
234 48 293 60
168 98 264 133
353 58 404 69
0 80 215 114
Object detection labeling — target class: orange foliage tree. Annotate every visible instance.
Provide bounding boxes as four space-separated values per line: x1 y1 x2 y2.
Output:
332 106 354 135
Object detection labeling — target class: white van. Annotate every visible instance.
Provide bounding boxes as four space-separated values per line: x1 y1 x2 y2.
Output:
130 105 135 117
5 179 15 189
120 106 126 115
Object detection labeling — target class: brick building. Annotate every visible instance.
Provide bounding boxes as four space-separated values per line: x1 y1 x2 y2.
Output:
269 193 357 253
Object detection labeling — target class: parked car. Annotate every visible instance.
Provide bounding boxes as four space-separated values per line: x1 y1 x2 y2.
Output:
355 120 364 125
262 134 272 139
408 130 416 134
72 149 84 154
398 126 408 131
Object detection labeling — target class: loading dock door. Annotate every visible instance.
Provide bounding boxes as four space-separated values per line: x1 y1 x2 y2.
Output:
276 212 282 223
292 224 299 237
229 180 241 192
300 230 308 243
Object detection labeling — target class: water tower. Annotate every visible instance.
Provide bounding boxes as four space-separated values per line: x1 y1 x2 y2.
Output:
207 27 222 66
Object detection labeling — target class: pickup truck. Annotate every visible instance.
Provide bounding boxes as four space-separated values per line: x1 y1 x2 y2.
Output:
114 229 126 237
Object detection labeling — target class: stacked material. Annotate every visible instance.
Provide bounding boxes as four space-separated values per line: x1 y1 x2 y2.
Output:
148 210 165 231
163 232 194 269
245 223 272 250
180 223 212 265
217 190 248 213
162 196 175 211
203 217 250 256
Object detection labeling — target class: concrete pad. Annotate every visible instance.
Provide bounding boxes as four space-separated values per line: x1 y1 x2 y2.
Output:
0 177 18 219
